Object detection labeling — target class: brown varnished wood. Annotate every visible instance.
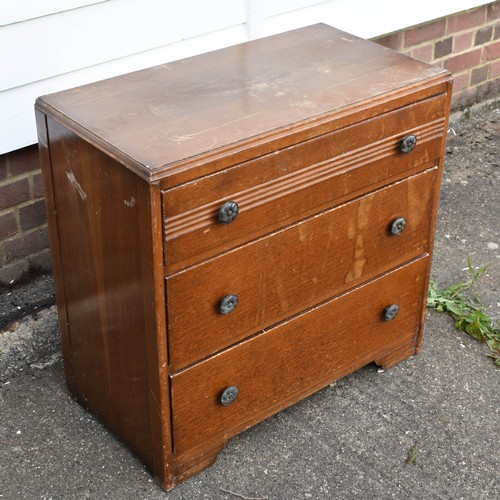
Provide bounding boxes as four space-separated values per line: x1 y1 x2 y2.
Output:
141 183 175 489
414 79 454 355
164 154 441 274
36 24 448 183
162 94 445 268
167 168 437 371
170 257 429 460
36 24 452 490
172 443 226 485
36 79 449 188
44 118 171 483
35 109 76 396
374 339 419 370
163 94 445 218
155 79 450 189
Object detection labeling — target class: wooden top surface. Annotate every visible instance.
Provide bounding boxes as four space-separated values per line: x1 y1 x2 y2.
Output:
37 24 448 180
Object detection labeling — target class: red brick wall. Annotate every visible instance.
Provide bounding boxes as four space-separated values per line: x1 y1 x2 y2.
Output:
0 145 50 286
373 1 500 109
0 2 499 286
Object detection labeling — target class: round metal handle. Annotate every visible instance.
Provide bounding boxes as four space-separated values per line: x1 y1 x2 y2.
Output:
390 217 407 236
218 201 239 224
220 386 239 406
384 304 400 321
219 294 239 315
400 134 417 154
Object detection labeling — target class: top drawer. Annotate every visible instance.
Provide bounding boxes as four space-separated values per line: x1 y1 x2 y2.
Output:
162 94 446 270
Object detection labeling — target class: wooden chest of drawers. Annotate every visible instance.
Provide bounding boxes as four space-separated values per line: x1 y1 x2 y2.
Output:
35 24 452 490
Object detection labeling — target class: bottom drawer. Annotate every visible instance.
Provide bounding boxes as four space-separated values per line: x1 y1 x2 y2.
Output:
171 257 429 459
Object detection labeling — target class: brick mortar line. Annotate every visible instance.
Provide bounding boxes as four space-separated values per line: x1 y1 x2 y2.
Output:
0 252 52 280
397 1 496 40
402 46 498 82
399 3 489 48
1 245 51 259
450 55 498 74
0 172 41 207
0 228 50 268
3 246 51 262
444 4 488 29
0 170 40 185
403 37 495 56
0 221 48 247
0 196 47 218
0 224 48 242
402 20 499 51
450 63 493 77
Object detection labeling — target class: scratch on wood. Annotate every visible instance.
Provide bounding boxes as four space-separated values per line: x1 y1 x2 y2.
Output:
124 196 136 208
66 171 87 201
150 389 162 412
172 111 264 143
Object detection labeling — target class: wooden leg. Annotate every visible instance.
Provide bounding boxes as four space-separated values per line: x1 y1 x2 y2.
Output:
374 340 418 370
160 442 226 490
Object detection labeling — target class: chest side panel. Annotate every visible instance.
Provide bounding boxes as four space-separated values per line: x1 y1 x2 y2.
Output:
44 117 168 474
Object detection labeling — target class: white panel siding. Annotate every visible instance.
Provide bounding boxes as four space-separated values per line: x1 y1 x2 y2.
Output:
0 0 107 26
262 0 492 40
0 23 248 153
0 0 246 91
0 0 247 153
0 0 492 154
264 0 330 18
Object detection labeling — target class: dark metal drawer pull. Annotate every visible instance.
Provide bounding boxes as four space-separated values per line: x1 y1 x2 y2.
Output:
400 134 417 154
218 201 239 224
384 304 400 321
220 386 239 406
390 217 407 236
219 294 239 314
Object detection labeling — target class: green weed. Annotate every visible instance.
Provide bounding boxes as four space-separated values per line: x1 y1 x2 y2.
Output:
427 257 500 366
405 442 419 465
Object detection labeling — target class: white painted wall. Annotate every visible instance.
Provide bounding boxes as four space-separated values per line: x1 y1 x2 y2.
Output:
0 0 492 154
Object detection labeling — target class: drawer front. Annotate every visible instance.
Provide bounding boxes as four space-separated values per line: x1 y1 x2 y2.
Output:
166 168 437 371
170 257 429 458
162 94 446 268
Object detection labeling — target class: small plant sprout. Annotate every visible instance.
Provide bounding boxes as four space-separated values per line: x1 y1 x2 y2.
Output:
427 257 500 366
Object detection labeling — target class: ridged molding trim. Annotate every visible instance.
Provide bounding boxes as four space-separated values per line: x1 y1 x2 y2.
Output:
164 118 445 240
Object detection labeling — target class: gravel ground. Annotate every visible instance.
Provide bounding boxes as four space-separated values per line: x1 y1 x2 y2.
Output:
434 103 500 320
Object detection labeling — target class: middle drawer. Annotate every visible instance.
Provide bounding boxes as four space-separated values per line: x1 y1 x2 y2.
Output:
166 167 437 371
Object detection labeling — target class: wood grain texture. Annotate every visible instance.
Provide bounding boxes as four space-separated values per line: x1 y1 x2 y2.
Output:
141 183 174 488
167 168 437 371
35 24 448 182
172 443 226 485
162 94 445 268
374 339 419 370
414 79 454 355
35 109 76 396
44 118 171 481
35 23 453 490
163 94 445 218
171 257 429 460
